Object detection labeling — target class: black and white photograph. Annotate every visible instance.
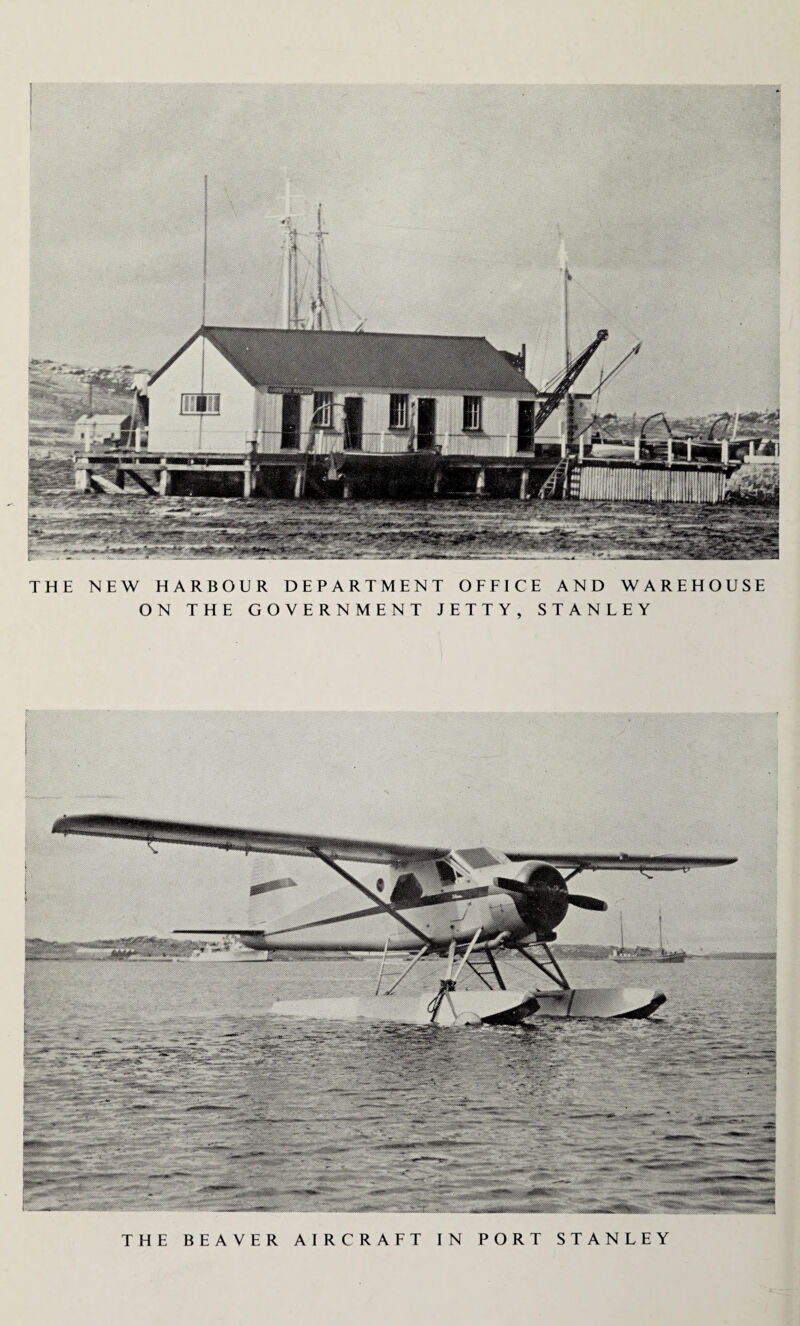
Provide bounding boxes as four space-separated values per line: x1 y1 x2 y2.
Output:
26 711 776 1213
29 84 779 560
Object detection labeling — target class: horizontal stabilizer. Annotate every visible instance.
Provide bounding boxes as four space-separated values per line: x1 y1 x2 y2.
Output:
174 929 265 936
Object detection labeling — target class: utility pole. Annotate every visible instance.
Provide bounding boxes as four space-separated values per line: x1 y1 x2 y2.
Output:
199 173 208 451
201 173 208 331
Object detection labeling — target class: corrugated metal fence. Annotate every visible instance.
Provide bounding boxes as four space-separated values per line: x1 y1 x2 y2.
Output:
578 464 726 504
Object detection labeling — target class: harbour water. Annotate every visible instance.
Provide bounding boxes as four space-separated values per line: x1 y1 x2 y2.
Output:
24 956 775 1212
29 456 778 560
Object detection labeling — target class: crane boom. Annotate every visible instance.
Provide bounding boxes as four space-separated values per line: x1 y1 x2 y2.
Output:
533 328 609 433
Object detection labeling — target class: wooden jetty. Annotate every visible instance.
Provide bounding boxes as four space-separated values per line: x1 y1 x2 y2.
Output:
72 442 739 504
73 446 565 501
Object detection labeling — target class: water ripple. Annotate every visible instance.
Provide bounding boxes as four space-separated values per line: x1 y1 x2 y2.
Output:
24 957 775 1211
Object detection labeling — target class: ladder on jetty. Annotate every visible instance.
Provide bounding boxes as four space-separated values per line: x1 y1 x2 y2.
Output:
538 455 570 500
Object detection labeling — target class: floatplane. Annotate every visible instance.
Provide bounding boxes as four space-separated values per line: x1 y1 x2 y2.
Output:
52 814 735 1027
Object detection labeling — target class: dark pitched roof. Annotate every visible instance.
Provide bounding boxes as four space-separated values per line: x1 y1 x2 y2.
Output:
150 327 538 394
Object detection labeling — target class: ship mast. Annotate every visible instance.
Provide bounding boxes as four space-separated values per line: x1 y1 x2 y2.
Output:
270 186 361 331
559 234 574 448
270 176 304 330
311 203 328 330
658 905 664 953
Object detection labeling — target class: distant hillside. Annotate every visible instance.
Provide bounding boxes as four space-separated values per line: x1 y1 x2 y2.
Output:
26 935 195 960
29 359 151 446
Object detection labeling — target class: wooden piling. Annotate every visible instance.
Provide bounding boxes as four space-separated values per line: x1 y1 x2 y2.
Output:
74 457 91 493
158 460 171 496
519 468 530 500
476 468 486 496
293 464 306 499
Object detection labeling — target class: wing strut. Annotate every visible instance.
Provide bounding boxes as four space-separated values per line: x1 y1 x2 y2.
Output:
310 847 431 946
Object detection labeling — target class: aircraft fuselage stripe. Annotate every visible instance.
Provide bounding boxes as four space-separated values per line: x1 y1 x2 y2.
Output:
264 884 493 937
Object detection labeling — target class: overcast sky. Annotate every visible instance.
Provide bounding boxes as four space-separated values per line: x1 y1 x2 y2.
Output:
30 84 779 416
27 711 776 951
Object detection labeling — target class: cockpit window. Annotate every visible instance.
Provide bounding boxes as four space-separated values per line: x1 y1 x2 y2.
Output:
454 847 500 869
435 859 456 885
390 872 423 907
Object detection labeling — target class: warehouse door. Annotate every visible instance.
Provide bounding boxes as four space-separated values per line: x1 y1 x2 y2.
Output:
517 401 535 452
417 398 436 450
343 396 363 449
281 393 301 449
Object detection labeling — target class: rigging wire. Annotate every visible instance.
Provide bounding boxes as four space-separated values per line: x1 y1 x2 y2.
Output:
568 274 641 343
531 271 560 389
270 248 284 327
293 234 364 330
335 237 538 270
630 346 642 442
325 248 344 330
294 245 312 317
323 246 363 328
591 338 608 431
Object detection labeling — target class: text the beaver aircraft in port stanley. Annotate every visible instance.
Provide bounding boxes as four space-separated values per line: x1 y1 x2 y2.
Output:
52 814 736 1027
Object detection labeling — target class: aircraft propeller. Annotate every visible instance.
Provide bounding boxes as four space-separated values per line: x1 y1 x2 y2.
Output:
495 861 607 941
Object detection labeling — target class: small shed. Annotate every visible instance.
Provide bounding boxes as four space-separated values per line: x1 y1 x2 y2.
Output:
74 413 133 447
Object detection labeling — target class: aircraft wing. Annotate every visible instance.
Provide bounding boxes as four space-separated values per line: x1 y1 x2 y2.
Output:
504 852 737 871
51 814 447 865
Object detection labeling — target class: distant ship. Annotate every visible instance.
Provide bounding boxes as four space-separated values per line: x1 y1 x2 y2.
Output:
188 935 270 962
610 907 686 964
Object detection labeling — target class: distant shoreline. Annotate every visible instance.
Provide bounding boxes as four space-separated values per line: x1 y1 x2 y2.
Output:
26 938 776 963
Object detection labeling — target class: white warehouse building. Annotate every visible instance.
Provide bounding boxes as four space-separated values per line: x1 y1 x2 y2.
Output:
146 326 589 457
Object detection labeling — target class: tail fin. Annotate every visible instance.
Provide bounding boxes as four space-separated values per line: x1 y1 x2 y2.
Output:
248 858 299 931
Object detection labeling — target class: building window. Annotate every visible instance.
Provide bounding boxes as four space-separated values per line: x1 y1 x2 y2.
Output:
181 393 220 415
389 393 409 429
313 391 333 428
463 396 483 431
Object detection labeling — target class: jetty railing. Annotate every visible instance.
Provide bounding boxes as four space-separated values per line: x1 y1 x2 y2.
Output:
131 429 571 458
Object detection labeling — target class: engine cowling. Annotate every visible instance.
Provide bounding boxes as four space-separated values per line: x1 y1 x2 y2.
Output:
495 861 607 941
